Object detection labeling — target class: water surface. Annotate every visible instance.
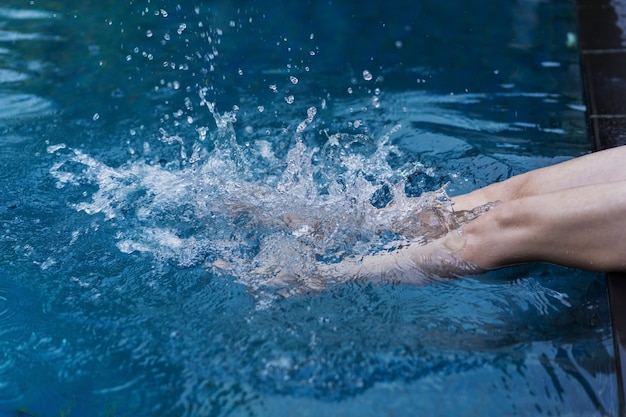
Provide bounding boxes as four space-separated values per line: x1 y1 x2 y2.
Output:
0 1 617 416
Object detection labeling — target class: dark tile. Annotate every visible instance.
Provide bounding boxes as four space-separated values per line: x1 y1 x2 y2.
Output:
609 273 626 346
576 5 624 50
608 273 626 416
575 0 613 7
577 2 626 414
580 52 626 115
588 116 626 150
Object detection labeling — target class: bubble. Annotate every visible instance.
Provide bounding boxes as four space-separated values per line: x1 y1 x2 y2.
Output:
290 76 299 85
362 70 373 81
285 95 294 104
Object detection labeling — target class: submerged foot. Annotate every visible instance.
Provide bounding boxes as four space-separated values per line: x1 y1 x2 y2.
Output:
318 236 484 287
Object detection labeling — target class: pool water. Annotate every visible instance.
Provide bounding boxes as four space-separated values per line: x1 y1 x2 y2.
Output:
0 0 618 416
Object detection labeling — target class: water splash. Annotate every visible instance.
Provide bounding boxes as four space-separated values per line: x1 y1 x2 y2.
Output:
49 102 464 296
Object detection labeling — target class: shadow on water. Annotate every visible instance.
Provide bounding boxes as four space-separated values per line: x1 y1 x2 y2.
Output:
0 0 619 416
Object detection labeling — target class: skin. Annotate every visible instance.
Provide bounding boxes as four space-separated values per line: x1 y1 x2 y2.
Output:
452 145 626 272
328 146 626 283
452 180 626 272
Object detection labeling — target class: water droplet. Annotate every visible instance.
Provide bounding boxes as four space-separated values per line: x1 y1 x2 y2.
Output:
92 113 100 121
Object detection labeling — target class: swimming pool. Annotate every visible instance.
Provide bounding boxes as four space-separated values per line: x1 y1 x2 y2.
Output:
0 0 617 416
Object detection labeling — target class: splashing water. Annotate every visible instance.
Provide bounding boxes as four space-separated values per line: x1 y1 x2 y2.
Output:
49 96 468 297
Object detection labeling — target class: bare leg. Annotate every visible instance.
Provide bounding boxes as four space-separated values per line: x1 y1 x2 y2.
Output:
453 146 626 211
328 178 626 284
454 180 626 272
260 146 626 289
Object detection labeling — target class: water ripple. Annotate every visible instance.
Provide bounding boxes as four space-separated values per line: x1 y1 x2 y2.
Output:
0 69 27 83
0 284 36 405
0 8 56 20
0 94 54 120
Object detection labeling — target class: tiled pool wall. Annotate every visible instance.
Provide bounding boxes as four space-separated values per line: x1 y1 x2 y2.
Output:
575 0 626 415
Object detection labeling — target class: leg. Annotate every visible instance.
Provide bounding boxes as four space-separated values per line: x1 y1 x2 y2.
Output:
330 179 626 283
458 181 626 271
444 180 626 272
453 146 626 211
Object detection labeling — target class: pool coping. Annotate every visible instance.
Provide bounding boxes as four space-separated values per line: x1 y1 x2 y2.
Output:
575 0 626 415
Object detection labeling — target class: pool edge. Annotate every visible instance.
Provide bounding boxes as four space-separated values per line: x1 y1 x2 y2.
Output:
575 0 626 415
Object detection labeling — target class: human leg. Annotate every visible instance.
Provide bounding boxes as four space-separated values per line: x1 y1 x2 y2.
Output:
330 178 626 284
453 145 626 211
447 180 626 272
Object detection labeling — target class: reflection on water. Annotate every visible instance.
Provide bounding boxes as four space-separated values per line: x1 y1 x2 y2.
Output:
0 0 618 416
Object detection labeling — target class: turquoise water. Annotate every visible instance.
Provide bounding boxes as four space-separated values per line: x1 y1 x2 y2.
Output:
0 0 618 416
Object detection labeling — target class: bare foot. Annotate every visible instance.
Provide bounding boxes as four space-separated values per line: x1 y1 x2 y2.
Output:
319 232 485 286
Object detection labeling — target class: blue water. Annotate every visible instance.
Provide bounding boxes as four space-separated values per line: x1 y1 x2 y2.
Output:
0 0 618 416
